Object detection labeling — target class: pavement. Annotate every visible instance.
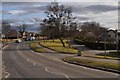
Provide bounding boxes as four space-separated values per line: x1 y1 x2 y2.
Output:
2 41 119 79
69 40 112 55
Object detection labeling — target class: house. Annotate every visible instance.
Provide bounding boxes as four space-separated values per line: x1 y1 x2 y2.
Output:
107 30 116 39
3 29 19 39
106 29 120 44
118 31 120 42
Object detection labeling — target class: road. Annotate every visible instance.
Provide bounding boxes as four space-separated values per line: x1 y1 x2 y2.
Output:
2 42 119 79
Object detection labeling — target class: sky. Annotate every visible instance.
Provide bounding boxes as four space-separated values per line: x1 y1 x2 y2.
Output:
1 0 120 33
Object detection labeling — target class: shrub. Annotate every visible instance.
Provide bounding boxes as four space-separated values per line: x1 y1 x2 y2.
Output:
74 39 117 50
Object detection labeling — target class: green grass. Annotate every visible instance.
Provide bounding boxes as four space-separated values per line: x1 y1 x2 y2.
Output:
85 55 120 60
63 57 119 70
39 39 78 54
109 50 120 53
29 41 46 53
94 50 120 59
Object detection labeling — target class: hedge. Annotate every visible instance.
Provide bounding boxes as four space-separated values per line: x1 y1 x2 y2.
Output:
73 39 119 50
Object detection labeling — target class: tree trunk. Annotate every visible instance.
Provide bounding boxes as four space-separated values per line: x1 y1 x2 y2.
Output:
59 38 65 47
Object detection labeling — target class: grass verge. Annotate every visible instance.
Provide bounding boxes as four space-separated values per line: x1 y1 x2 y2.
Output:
63 57 119 71
39 39 78 54
29 41 46 53
90 50 120 60
84 55 120 60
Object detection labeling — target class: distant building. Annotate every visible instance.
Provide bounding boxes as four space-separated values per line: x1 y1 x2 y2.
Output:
107 29 120 44
3 29 19 39
107 30 116 39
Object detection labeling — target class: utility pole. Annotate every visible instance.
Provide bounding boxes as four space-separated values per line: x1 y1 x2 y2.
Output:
116 30 119 55
104 29 107 58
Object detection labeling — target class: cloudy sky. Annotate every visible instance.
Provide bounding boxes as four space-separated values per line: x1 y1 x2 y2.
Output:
1 0 120 32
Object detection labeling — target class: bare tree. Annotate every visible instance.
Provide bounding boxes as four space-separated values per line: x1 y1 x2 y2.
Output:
2 22 12 39
41 2 75 47
80 22 107 42
17 24 28 38
69 22 78 38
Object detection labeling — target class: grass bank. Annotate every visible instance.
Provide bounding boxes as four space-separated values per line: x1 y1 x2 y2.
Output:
63 57 119 71
89 50 120 60
84 55 120 60
39 39 78 54
29 41 46 53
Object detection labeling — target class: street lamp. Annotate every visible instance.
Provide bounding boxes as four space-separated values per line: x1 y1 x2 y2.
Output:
104 29 107 58
116 30 119 55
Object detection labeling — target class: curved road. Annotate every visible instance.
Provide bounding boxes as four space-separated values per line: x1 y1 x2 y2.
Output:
2 42 119 79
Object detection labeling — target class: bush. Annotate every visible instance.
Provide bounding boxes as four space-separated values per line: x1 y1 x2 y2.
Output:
74 39 117 50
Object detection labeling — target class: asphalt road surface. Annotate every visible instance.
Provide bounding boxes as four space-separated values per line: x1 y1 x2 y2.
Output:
2 42 119 79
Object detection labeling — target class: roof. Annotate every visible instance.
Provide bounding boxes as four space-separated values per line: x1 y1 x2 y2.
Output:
107 30 117 33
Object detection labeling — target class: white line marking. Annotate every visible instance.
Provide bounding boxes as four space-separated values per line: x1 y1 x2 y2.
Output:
27 59 29 61
45 67 70 80
4 71 11 78
2 44 11 78
2 65 11 78
53 58 61 62
82 67 88 69
2 45 8 50
33 62 36 66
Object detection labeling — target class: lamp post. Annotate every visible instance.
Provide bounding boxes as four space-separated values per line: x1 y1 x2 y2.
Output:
116 30 119 55
104 29 107 58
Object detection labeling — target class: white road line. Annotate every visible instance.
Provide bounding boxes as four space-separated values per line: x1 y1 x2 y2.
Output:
33 62 36 66
2 45 8 50
2 65 11 78
82 66 88 69
45 67 70 80
4 71 11 78
34 52 63 63
53 58 61 62
2 45 11 78
31 51 35 53
27 59 29 62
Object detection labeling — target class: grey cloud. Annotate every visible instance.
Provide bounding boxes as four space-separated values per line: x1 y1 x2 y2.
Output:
2 2 34 7
77 16 91 20
70 3 118 14
21 5 47 13
85 5 118 13
2 19 23 23
2 2 48 15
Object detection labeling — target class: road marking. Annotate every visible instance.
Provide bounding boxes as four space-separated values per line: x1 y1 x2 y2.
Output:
27 59 29 62
2 45 11 78
2 45 8 49
45 67 70 80
2 65 11 78
31 51 35 53
52 58 61 61
82 66 88 69
4 71 11 78
33 62 36 66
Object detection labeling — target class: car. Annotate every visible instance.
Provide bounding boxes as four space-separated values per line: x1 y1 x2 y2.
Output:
15 39 22 43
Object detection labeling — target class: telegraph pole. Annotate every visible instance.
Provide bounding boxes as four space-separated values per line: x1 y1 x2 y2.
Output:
104 29 107 58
